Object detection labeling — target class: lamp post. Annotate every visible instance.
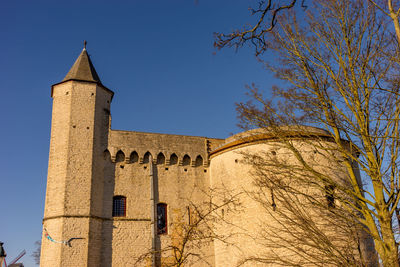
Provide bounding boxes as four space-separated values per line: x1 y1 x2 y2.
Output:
0 242 6 267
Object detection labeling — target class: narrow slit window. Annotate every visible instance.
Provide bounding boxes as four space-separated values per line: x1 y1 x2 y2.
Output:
113 196 126 217
325 185 335 208
187 206 191 225
157 203 168 234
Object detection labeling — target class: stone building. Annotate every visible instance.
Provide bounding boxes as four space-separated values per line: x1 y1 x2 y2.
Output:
40 46 375 267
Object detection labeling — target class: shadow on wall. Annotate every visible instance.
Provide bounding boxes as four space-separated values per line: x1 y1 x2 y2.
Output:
101 149 116 266
99 149 206 265
100 150 163 266
153 161 161 266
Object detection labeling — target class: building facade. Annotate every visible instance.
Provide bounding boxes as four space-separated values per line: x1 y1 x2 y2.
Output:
40 47 375 267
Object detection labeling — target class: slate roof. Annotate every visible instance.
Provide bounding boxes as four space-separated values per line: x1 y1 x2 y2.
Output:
63 48 101 83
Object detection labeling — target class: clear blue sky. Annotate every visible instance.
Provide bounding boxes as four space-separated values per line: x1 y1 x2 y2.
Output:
0 1 275 265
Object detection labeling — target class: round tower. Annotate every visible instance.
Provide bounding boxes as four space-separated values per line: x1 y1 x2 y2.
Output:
209 127 375 266
41 44 114 267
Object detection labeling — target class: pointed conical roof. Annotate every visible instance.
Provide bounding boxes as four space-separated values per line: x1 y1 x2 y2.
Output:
51 43 114 99
62 47 101 83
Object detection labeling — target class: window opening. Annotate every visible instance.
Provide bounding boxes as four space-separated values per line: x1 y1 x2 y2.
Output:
143 152 151 164
325 185 335 208
157 203 168 234
130 151 139 163
195 155 203 167
170 154 178 165
103 150 111 161
187 206 191 225
115 150 125 163
112 196 126 217
157 153 165 165
182 155 191 166
271 189 276 211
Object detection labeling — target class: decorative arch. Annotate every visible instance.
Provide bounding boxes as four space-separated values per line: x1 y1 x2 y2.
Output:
103 149 111 161
157 152 165 165
143 151 152 164
130 151 139 163
115 150 125 163
182 154 191 166
170 153 178 165
195 155 203 167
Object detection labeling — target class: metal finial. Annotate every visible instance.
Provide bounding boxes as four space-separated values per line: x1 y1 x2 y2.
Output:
84 40 87 49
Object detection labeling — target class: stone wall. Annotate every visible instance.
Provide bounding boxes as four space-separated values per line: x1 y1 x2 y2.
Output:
209 131 376 266
41 81 113 267
99 131 224 266
41 66 374 266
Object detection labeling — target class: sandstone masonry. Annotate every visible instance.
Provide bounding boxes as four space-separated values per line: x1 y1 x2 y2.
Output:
40 46 376 267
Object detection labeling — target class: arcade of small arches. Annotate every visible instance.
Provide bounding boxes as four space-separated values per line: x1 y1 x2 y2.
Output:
103 149 207 167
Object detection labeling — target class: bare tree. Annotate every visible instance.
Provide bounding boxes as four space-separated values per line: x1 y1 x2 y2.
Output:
216 0 400 266
215 0 307 56
368 0 400 46
215 0 400 52
236 139 376 266
135 188 242 267
32 240 41 265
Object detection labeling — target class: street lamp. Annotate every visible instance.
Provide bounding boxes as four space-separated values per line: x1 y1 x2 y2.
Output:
0 242 6 267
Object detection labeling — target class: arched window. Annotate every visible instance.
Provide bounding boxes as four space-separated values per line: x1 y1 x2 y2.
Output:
157 153 165 165
115 150 125 163
103 149 111 161
130 151 139 163
170 153 178 165
182 155 191 166
157 203 168 234
112 196 126 217
143 152 152 163
195 155 203 167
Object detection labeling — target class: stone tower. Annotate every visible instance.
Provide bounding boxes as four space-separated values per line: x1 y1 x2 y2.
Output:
41 45 114 267
41 46 377 267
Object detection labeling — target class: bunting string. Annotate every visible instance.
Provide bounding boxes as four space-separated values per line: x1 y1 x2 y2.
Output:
44 228 70 246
